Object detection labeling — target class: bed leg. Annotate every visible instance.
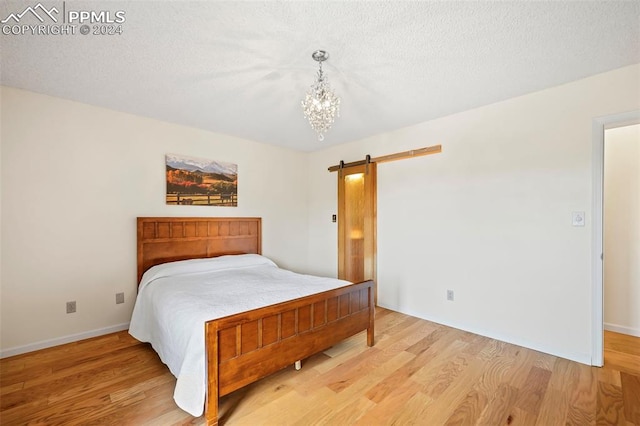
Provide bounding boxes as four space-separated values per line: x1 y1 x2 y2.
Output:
294 360 302 370
367 286 375 347
367 308 375 346
205 322 220 426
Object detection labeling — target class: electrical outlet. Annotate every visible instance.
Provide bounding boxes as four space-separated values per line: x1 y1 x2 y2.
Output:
66 301 76 313
446 290 454 301
116 292 125 304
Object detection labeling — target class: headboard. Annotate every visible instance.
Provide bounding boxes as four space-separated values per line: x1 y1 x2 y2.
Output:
137 217 262 283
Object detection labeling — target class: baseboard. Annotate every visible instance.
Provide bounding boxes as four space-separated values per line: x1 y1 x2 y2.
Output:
604 322 640 338
377 303 592 365
0 323 130 359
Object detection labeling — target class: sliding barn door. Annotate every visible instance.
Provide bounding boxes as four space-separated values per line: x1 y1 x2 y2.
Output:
338 163 377 295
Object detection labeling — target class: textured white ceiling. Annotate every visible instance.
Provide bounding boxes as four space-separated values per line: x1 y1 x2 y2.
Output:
1 1 639 151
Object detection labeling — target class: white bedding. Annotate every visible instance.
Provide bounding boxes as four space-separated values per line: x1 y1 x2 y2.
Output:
128 254 350 417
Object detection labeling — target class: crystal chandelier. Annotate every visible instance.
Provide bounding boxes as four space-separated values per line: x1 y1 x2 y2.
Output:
301 50 341 141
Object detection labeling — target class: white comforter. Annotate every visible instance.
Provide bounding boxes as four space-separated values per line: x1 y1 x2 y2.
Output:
128 254 350 417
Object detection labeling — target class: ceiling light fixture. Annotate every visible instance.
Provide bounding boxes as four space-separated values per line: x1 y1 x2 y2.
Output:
301 50 341 141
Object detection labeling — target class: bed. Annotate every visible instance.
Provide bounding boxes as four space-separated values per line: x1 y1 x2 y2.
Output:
130 217 375 425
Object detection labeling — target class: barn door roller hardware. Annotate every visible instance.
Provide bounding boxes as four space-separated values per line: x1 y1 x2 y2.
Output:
328 144 442 172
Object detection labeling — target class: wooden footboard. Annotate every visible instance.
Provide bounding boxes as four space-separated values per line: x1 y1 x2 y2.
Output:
204 280 375 426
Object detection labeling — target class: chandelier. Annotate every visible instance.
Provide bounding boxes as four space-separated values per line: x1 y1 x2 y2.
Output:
301 50 341 141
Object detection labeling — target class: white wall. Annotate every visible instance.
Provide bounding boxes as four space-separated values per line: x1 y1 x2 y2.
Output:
604 124 640 337
0 87 309 355
307 64 640 364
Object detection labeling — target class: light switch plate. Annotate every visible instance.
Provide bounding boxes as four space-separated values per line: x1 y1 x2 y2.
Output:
572 211 585 227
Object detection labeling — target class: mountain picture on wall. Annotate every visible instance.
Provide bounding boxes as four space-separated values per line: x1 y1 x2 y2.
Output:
166 153 237 206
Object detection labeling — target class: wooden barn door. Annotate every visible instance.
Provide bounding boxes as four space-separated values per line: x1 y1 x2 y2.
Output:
338 163 377 296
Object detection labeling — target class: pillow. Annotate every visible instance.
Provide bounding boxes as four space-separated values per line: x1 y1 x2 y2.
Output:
139 254 277 291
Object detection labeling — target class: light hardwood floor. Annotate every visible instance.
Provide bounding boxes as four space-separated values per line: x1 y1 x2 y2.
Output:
1 308 639 425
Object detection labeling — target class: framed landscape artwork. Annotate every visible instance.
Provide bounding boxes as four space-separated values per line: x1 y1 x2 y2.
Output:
166 154 238 206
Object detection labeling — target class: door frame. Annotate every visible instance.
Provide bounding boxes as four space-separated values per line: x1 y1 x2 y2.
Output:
591 109 640 366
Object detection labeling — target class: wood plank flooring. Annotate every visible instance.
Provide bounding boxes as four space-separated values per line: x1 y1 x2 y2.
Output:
1 308 639 425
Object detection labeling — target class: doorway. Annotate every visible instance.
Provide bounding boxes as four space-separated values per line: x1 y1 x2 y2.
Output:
604 124 639 337
592 110 640 366
337 163 377 297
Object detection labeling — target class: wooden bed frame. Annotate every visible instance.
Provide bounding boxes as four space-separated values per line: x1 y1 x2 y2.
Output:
137 217 375 425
